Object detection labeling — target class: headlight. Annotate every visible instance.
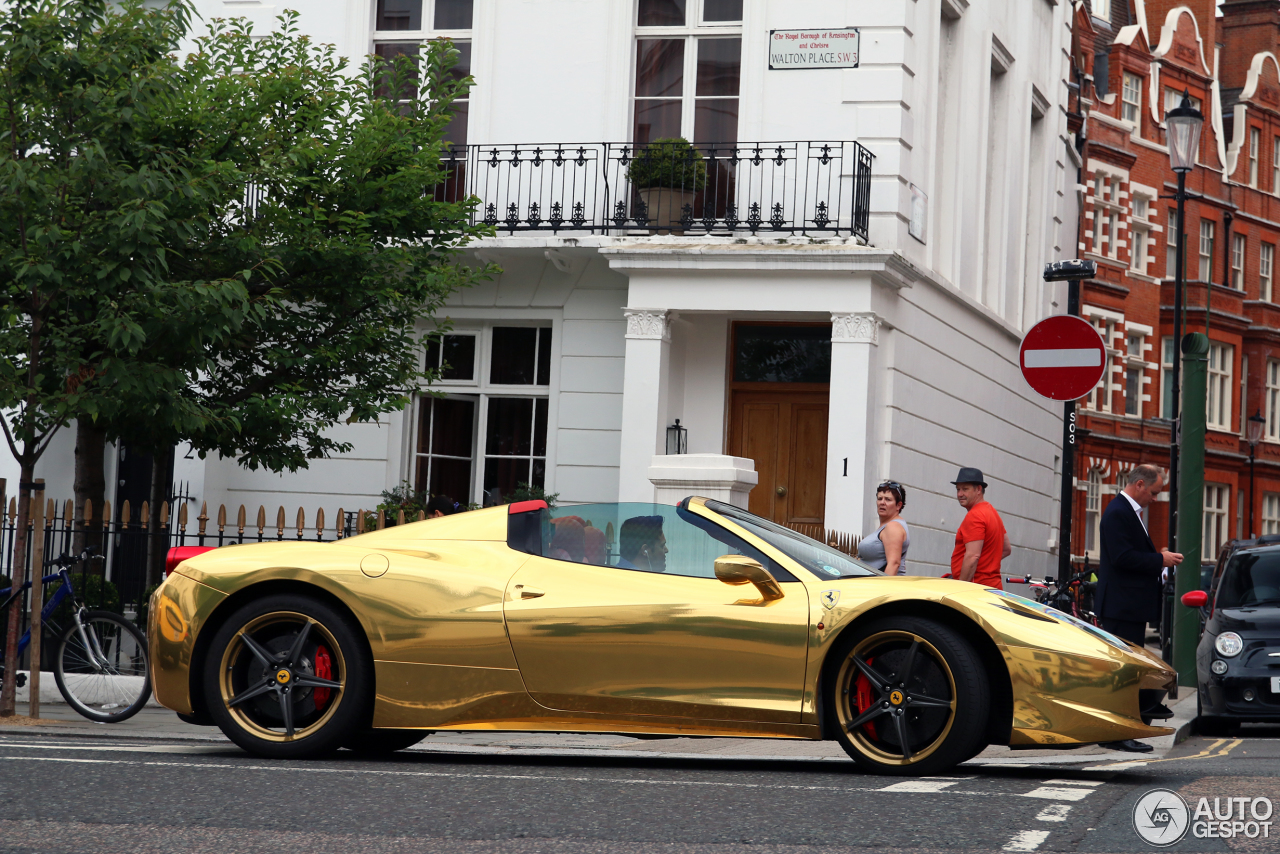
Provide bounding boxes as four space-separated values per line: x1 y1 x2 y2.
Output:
1210 659 1228 675
1214 632 1243 657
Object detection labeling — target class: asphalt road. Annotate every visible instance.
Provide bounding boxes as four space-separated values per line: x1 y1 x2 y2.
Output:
0 727 1277 853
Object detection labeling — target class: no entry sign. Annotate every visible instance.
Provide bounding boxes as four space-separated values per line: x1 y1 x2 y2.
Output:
1019 315 1107 401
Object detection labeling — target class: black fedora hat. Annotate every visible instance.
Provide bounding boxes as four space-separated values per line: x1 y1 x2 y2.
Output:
951 467 988 488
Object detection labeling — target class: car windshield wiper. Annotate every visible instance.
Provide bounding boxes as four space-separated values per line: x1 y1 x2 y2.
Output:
1225 597 1280 609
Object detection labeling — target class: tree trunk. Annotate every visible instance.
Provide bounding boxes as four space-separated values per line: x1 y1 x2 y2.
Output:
144 446 173 588
0 466 34 717
72 419 107 561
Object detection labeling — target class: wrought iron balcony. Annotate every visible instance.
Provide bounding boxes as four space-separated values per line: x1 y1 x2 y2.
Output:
435 141 874 241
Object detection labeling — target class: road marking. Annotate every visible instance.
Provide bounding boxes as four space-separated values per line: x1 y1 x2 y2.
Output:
0 754 1087 802
1043 778 1102 787
1021 786 1094 801
1082 738 1242 771
1036 804 1072 822
1003 830 1050 851
0 741 229 755
878 780 957 792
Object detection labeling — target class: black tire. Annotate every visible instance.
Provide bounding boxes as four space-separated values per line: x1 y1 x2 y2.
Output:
203 593 371 759
54 610 152 723
1196 693 1238 737
825 616 990 776
343 729 429 755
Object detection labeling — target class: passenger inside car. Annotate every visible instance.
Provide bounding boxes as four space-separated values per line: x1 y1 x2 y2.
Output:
616 515 668 572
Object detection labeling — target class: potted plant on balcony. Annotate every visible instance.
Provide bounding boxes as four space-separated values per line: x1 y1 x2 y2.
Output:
626 138 707 234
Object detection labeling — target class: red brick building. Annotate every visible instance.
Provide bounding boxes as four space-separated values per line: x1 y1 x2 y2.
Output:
1069 0 1280 565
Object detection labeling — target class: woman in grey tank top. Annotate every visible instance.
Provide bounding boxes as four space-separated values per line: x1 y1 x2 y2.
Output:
857 481 910 575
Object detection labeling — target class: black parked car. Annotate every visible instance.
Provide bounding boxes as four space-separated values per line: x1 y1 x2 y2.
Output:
1186 543 1280 735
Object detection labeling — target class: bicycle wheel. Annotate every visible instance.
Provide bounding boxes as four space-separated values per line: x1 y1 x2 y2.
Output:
54 610 151 723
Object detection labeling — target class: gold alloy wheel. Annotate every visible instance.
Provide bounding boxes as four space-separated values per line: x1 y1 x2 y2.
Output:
217 611 346 743
835 630 958 766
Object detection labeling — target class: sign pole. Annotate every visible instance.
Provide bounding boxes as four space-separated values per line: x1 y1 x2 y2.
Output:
1041 260 1097 582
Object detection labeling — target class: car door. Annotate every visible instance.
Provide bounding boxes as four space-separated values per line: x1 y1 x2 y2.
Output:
502 503 810 723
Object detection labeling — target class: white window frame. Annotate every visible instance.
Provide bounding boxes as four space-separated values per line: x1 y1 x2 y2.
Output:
1262 242 1275 302
1207 341 1234 431
1122 72 1142 124
1251 126 1261 187
1130 191 1153 274
1274 136 1280 195
1267 358 1280 441
371 1 474 144
633 0 743 144
1085 468 1102 558
1089 170 1124 260
1093 0 1112 20
412 322 557 507
1232 233 1246 290
1123 325 1151 418
1199 219 1215 282
1203 483 1229 562
1161 335 1175 419
1166 208 1179 279
1264 492 1280 535
1084 310 1121 412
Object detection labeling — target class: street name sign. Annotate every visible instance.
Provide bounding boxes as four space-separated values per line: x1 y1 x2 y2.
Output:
1019 315 1106 401
768 29 859 69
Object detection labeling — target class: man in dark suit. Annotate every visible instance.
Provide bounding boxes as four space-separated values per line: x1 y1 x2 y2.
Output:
1095 463 1182 753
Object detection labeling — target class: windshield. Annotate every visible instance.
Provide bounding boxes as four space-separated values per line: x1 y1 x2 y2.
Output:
703 500 880 580
1217 551 1280 609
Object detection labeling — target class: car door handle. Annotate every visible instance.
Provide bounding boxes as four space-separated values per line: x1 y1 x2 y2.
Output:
514 584 545 599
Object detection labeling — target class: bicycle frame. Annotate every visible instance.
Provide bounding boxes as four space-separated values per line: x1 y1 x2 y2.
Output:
0 568 77 657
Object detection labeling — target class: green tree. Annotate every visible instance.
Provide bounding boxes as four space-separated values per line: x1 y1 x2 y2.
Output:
0 0 220 716
93 15 492 581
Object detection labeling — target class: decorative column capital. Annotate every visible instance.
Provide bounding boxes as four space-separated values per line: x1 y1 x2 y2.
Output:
831 312 880 345
624 308 670 341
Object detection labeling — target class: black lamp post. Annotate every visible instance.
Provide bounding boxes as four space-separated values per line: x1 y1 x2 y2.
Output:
1165 89 1204 552
1249 408 1266 538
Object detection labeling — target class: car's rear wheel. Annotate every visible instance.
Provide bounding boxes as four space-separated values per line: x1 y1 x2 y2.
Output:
343 729 429 755
826 617 990 776
204 594 371 759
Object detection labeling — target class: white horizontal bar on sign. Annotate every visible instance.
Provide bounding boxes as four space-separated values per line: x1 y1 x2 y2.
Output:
1023 348 1102 369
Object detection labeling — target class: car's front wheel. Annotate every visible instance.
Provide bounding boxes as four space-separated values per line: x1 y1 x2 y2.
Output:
204 594 371 759
826 616 990 776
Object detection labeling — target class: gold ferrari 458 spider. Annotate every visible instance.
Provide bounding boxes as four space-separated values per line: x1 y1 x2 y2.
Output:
150 497 1176 775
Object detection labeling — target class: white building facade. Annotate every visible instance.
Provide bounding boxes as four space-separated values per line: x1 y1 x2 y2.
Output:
10 0 1080 578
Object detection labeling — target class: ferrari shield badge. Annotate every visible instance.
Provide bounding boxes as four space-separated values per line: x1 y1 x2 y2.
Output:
820 590 840 610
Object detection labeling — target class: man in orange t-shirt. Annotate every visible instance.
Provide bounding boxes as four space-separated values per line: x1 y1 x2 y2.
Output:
949 467 1011 588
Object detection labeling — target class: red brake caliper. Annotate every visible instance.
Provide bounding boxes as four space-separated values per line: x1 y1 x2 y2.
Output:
313 645 332 709
853 656 878 740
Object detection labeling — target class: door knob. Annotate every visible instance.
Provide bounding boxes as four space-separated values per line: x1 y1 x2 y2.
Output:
776 486 787 497
515 584 545 599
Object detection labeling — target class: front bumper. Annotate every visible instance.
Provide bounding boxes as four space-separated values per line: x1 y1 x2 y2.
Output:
1199 673 1280 720
147 570 228 716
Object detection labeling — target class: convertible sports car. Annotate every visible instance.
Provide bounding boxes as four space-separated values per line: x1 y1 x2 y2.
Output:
150 497 1177 775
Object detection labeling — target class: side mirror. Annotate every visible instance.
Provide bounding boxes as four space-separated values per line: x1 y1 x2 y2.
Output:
1181 590 1208 609
714 554 784 603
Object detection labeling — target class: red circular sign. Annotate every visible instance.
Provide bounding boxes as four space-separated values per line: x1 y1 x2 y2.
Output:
1019 315 1107 401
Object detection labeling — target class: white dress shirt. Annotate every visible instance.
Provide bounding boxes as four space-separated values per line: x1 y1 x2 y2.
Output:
1120 489 1147 533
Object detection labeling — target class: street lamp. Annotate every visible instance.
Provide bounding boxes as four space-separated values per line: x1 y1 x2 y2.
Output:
1165 89 1204 554
1248 408 1266 538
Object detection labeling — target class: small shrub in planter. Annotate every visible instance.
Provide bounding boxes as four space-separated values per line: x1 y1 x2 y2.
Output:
626 138 707 192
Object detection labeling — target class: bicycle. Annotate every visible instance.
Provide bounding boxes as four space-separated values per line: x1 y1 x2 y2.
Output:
1005 570 1101 626
0 548 151 722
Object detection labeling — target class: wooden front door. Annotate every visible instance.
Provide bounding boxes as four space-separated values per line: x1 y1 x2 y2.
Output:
729 392 829 524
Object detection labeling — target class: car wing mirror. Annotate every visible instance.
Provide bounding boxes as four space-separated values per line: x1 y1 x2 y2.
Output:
1181 590 1208 609
714 555 784 603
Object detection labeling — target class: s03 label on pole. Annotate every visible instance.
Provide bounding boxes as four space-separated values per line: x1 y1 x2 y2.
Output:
768 28 859 69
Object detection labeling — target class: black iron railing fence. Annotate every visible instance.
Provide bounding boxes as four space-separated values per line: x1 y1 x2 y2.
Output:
434 140 874 241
